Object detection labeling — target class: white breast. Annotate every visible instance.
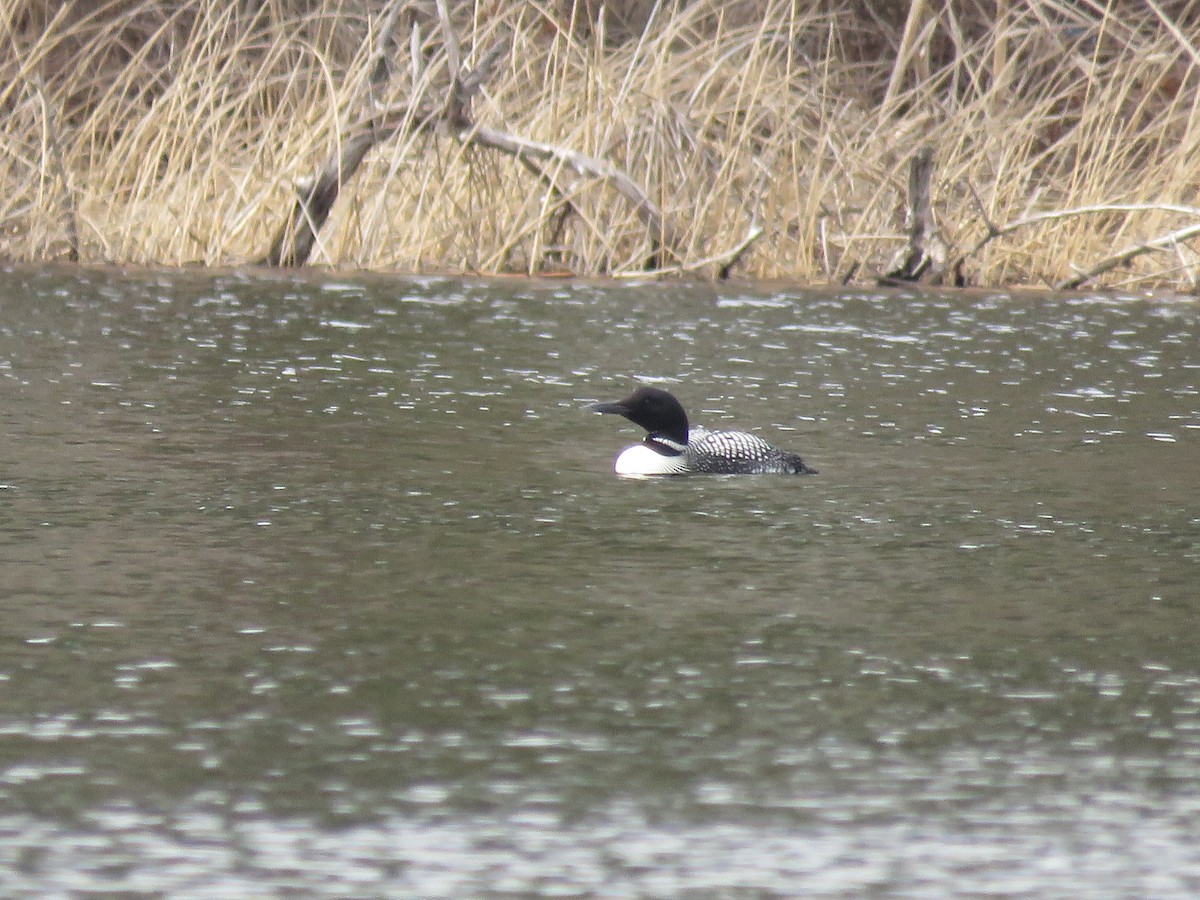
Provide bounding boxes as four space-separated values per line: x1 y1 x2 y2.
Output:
613 443 688 476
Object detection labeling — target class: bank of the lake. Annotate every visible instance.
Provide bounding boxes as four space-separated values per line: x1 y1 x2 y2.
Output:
6 1 1200 291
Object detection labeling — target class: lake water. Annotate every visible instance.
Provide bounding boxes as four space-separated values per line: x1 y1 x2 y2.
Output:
0 267 1198 896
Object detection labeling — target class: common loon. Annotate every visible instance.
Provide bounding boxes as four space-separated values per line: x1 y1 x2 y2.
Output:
588 386 817 476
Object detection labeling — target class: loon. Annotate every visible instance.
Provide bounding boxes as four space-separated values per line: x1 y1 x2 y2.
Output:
588 386 817 476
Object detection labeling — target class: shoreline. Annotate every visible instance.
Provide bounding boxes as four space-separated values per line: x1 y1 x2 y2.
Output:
5 1 1200 292
11 259 1198 304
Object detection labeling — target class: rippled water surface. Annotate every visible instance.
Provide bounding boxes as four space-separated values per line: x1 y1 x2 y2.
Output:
1 267 1198 895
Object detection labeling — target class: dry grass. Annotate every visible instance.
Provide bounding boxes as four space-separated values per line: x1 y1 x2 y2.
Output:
4 0 1200 288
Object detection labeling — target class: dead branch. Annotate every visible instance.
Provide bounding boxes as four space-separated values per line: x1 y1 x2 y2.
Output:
261 6 682 272
717 223 763 279
614 222 763 279
963 202 1200 256
261 127 390 267
259 26 505 268
466 124 681 268
262 1 410 267
953 202 1200 288
881 146 950 285
1056 220 1200 290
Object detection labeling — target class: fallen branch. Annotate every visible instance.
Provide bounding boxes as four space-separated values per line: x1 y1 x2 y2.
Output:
466 124 681 268
260 28 507 268
717 223 763 279
1056 220 1200 290
261 7 683 272
614 222 763 279
953 201 1200 288
966 202 1200 252
261 127 389 267
261 1 411 267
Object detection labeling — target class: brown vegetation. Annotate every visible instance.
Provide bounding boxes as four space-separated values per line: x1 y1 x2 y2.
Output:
4 0 1200 289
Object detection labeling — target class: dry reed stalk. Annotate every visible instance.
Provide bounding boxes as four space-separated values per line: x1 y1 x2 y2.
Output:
3 0 1200 288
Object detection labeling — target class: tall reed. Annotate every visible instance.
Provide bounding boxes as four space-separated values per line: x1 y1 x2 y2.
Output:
3 0 1200 288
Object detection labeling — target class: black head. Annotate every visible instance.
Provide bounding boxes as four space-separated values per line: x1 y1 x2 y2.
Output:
588 386 690 445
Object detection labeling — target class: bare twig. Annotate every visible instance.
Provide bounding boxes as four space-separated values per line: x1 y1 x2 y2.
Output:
262 2 452 267
262 2 419 267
